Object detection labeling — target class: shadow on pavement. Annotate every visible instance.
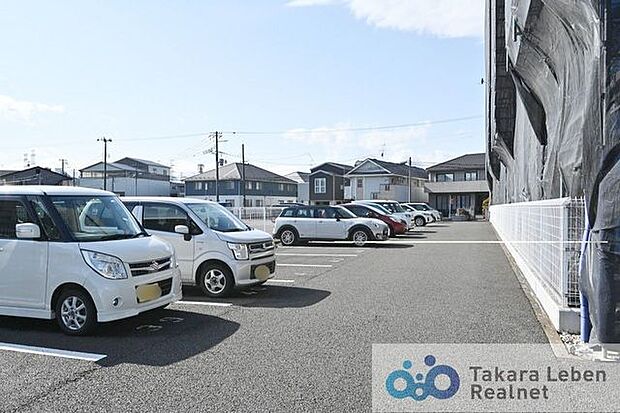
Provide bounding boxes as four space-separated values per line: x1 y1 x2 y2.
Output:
0 309 239 368
183 285 331 309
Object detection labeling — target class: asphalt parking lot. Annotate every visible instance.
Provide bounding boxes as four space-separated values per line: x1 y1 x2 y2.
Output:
0 221 549 412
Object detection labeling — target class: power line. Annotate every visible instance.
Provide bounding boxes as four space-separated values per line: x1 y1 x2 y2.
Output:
223 115 482 136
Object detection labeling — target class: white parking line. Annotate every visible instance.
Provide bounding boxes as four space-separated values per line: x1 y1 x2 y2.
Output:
276 253 358 257
0 342 106 362
278 246 369 252
266 279 295 284
277 264 333 268
176 301 233 307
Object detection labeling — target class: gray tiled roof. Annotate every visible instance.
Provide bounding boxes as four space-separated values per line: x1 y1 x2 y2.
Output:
426 153 486 172
185 163 296 183
348 158 428 179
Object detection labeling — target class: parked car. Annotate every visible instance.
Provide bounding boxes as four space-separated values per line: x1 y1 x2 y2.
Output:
353 200 414 228
122 197 276 298
401 204 434 226
273 205 389 246
0 186 182 336
403 202 441 222
341 203 407 237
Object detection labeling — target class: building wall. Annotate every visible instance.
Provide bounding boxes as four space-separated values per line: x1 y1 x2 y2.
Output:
185 180 296 198
347 176 428 202
296 182 309 204
79 177 170 196
185 194 296 207
309 172 347 204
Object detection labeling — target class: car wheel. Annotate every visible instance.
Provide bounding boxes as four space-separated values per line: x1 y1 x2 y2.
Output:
415 216 426 227
388 225 395 238
198 263 234 298
55 289 97 336
279 228 298 246
351 228 370 246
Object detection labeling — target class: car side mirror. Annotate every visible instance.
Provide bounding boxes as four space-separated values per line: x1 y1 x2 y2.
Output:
175 225 189 235
336 217 341 222
16 223 41 239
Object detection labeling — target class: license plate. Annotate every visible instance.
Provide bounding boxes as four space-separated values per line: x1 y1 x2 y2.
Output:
136 283 163 303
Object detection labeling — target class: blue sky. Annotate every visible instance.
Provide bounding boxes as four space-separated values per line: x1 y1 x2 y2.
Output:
0 0 485 178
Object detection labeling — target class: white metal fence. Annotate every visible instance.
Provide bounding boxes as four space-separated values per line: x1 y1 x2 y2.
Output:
490 198 585 308
228 207 285 234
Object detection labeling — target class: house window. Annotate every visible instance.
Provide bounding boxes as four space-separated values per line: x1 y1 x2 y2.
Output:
357 179 363 188
246 181 252 190
436 173 454 182
256 199 263 207
255 182 262 190
371 192 379 200
465 171 478 181
381 184 391 192
278 183 285 191
315 178 326 194
195 182 203 190
225 181 235 190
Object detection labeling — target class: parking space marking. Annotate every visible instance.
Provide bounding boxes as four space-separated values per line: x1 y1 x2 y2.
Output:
0 342 106 362
177 301 233 307
277 264 333 268
277 246 369 252
276 253 358 257
266 279 295 284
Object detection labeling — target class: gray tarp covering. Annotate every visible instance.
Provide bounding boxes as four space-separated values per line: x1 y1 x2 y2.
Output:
486 0 620 341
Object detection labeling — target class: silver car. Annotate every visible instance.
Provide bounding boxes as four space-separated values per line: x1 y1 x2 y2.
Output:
273 205 389 246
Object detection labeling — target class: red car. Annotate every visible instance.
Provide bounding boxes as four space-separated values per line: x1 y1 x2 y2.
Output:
341 203 407 237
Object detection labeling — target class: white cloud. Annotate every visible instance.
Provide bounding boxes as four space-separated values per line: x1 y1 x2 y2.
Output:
283 122 431 167
286 0 484 38
0 94 65 121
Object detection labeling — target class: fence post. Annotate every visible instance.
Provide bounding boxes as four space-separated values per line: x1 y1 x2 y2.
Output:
263 207 267 232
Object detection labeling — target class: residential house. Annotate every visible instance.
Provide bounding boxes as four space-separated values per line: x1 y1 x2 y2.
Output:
425 153 490 217
80 157 171 196
345 158 428 202
184 163 297 207
285 171 310 204
0 167 71 186
309 162 353 205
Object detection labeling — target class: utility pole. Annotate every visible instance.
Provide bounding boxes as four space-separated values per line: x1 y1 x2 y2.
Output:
97 137 112 190
242 143 246 207
215 131 220 203
59 159 67 175
408 157 412 203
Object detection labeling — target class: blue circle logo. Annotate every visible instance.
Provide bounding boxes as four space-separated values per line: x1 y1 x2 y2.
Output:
385 355 460 401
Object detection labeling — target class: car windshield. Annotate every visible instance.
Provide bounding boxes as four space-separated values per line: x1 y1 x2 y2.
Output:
365 203 392 215
414 204 431 211
335 206 357 219
381 202 405 213
50 195 144 242
187 202 249 232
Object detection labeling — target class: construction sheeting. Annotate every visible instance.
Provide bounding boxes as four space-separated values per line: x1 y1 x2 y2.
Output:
486 0 620 342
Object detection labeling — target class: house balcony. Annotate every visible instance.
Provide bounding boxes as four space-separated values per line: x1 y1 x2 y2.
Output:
424 180 489 194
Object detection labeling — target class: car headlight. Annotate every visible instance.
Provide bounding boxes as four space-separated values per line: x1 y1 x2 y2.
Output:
228 243 249 260
81 250 128 280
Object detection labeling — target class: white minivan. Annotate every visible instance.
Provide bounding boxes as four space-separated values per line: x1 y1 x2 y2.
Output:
122 197 276 298
0 186 182 336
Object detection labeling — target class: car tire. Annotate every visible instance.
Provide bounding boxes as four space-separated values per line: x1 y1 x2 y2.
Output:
198 262 235 298
279 228 299 246
55 289 97 336
414 216 426 227
351 228 371 246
